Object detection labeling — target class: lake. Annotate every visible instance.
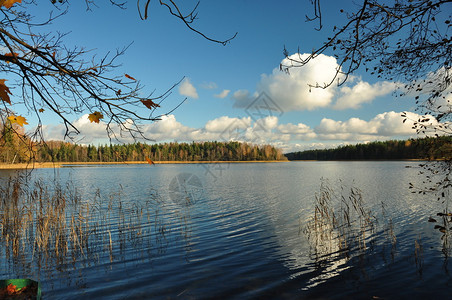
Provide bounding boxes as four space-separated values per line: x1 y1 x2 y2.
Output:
1 161 451 299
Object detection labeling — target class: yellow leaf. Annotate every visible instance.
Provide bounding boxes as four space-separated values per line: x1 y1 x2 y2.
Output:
1 0 22 9
8 115 28 126
0 79 11 104
88 111 103 123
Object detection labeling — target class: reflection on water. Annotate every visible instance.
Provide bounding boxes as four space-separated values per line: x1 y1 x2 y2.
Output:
0 161 451 299
0 174 201 298
300 179 401 291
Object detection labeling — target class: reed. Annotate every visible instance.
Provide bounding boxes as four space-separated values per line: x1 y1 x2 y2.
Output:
304 180 392 263
414 235 424 275
0 175 173 278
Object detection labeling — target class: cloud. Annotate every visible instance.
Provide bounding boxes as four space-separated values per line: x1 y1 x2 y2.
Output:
313 111 441 141
276 122 317 141
179 78 199 99
144 114 190 138
231 89 256 107
200 82 218 89
334 81 396 110
40 111 445 155
277 122 313 134
254 116 278 131
255 53 338 111
372 111 440 136
315 117 376 135
42 114 122 144
231 53 397 112
403 66 452 114
214 89 230 99
205 116 251 132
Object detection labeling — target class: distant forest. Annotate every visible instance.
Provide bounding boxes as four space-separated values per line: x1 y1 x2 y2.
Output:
285 137 452 161
1 122 450 164
0 141 285 163
0 121 285 163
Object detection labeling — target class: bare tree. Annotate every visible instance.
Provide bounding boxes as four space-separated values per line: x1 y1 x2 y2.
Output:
283 0 451 136
0 0 236 146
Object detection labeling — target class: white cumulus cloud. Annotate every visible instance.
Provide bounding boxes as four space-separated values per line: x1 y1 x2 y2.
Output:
277 122 313 134
205 116 251 132
231 53 398 112
254 116 278 131
335 81 396 110
257 53 338 111
214 89 230 99
314 111 441 141
179 78 199 99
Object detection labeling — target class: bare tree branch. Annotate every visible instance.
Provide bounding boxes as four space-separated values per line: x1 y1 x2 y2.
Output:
1 0 235 148
284 0 451 135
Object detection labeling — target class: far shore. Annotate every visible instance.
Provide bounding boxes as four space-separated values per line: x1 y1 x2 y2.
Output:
0 160 288 169
0 159 438 170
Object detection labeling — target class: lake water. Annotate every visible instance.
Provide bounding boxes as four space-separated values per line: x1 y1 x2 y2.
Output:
1 161 451 299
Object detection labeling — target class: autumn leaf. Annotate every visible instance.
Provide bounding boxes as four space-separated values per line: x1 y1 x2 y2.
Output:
0 79 12 104
1 0 22 9
141 99 160 109
125 74 136 81
88 111 103 123
145 156 155 165
6 283 18 295
4 52 18 57
8 115 28 126
39 108 45 113
4 52 19 63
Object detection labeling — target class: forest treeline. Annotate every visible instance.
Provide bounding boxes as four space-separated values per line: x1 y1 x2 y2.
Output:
1 121 449 163
286 137 452 161
0 132 286 163
38 141 286 162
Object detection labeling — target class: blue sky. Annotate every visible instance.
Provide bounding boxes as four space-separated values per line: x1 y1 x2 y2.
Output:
6 1 439 152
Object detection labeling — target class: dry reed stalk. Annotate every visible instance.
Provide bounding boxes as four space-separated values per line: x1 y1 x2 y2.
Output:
304 180 379 262
1 174 184 279
414 235 423 274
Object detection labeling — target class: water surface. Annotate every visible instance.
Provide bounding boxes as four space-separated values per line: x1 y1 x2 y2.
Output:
1 161 450 299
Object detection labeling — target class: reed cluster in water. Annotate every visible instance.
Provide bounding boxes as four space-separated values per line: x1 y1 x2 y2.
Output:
303 180 397 263
303 179 452 278
0 175 176 278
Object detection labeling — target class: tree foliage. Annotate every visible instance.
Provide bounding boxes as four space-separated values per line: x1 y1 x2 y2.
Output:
286 136 451 161
31 141 286 163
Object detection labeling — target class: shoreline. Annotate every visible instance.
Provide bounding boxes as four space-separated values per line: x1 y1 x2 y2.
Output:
0 160 288 169
0 159 439 170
